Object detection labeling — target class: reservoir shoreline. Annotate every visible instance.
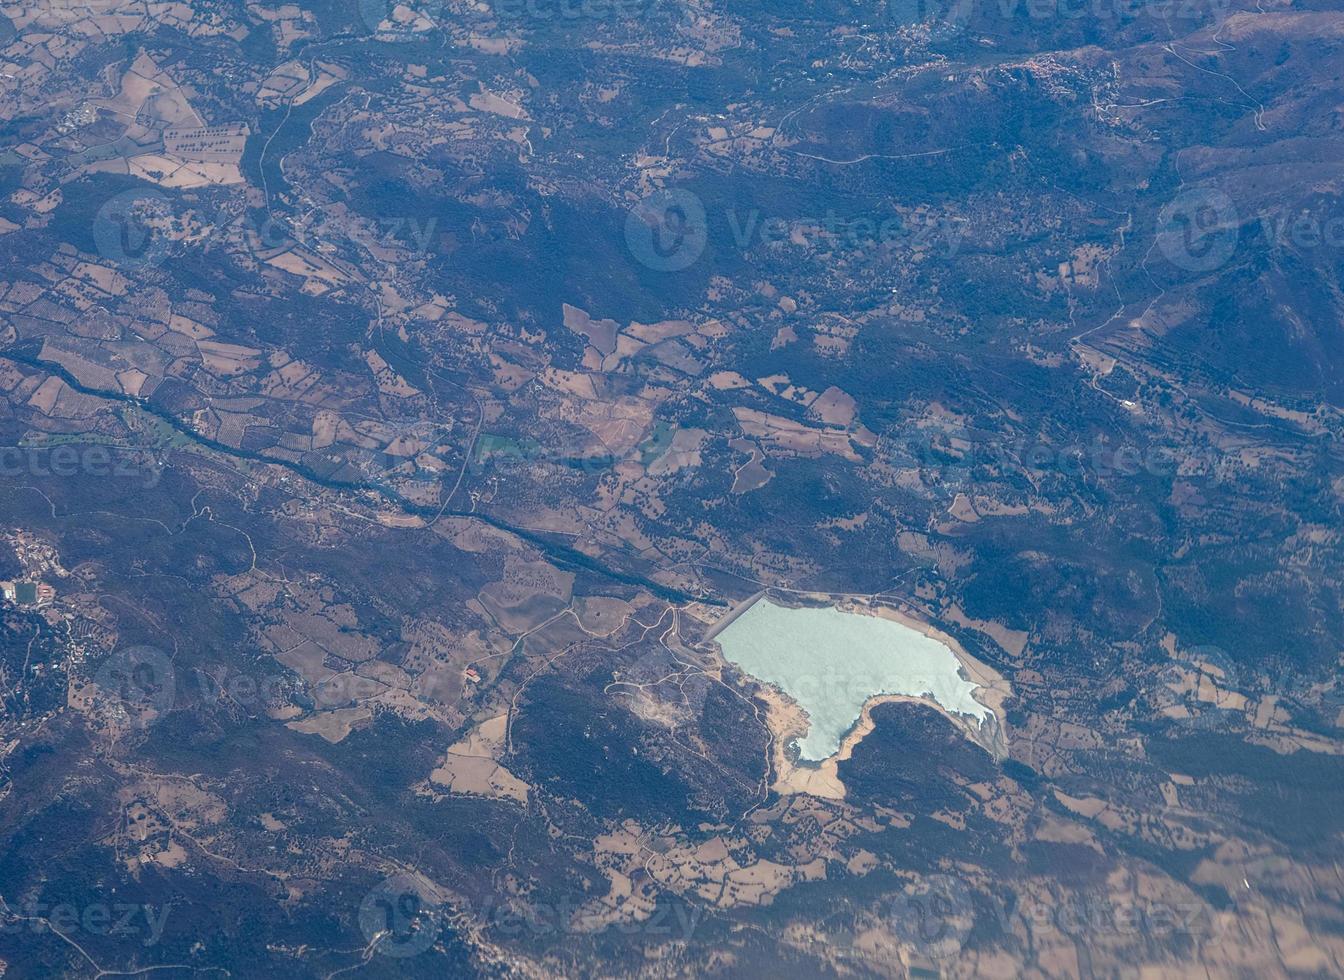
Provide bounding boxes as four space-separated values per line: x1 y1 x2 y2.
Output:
704 592 1012 800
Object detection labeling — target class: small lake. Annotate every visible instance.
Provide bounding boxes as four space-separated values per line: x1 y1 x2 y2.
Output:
716 599 990 761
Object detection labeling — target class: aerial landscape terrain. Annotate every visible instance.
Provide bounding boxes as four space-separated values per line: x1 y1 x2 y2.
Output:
1 0 1343 975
